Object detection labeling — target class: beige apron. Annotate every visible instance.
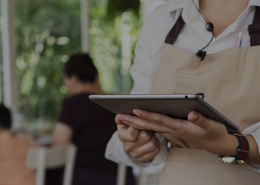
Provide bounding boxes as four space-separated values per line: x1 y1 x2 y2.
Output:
150 8 260 185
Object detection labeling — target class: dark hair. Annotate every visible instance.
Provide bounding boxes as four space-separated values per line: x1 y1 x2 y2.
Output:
64 53 98 83
0 104 11 129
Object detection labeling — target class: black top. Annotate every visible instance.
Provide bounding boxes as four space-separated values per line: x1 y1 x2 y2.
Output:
47 93 135 185
58 93 117 172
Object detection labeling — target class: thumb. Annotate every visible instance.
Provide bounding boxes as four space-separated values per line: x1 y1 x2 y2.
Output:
188 111 208 128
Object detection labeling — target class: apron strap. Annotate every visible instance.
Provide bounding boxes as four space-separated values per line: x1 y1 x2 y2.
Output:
248 6 260 46
166 7 260 46
165 15 185 44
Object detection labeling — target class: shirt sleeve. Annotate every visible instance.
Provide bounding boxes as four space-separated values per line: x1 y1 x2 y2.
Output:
242 121 260 172
130 17 157 94
130 5 176 94
106 4 177 167
106 15 169 165
105 132 168 168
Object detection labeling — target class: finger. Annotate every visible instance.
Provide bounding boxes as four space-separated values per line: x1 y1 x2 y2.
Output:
136 147 161 162
123 130 153 151
117 124 140 142
116 114 146 129
128 133 161 162
132 132 160 158
116 114 147 131
118 111 170 132
187 111 208 128
116 114 138 134
133 109 166 123
187 111 227 137
115 114 129 125
133 109 186 134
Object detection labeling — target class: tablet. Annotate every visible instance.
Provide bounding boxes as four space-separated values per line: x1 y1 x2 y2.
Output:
89 94 239 131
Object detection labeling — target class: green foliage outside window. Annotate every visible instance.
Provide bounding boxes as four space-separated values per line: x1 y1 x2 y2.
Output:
16 0 81 126
106 0 140 21
15 0 143 127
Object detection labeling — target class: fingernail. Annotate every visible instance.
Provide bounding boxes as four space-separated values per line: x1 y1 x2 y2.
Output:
116 118 128 126
133 109 139 116
191 112 198 121
116 115 125 124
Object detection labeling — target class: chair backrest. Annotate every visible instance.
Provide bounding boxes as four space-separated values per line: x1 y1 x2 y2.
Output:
136 163 164 185
137 169 161 185
26 144 77 185
116 163 127 185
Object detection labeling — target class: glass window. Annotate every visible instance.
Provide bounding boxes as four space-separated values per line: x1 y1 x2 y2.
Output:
88 0 142 94
0 1 2 102
15 0 81 131
14 0 143 135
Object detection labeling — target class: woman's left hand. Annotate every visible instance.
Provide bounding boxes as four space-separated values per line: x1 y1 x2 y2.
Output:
115 110 238 156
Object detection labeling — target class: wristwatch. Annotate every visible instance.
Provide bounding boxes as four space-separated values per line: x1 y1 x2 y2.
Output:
219 132 250 165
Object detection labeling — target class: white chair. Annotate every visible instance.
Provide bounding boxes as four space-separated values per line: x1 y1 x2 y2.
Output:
116 163 127 185
137 169 161 185
26 144 77 185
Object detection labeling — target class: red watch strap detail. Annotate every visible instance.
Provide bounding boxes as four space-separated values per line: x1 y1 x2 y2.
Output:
233 132 250 161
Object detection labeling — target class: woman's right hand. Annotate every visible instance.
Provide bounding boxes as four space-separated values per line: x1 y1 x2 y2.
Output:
116 115 161 162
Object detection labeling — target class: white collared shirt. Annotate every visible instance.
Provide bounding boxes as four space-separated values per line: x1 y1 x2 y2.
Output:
105 0 260 171
131 0 260 94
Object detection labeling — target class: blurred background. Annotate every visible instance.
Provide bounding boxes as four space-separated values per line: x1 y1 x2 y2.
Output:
0 0 165 139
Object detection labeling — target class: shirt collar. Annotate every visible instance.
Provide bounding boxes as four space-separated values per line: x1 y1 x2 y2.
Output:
237 0 260 24
180 0 206 35
168 0 185 19
169 0 260 39
169 0 260 25
224 0 260 34
181 0 202 25
168 0 205 29
249 0 260 7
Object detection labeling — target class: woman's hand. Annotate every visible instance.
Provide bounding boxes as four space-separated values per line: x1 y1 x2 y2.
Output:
116 110 238 157
115 116 161 162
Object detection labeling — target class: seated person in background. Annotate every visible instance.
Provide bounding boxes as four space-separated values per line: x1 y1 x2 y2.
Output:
51 53 136 185
0 104 36 185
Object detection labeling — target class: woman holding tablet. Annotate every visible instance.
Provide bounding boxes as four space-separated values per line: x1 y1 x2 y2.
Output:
105 0 260 184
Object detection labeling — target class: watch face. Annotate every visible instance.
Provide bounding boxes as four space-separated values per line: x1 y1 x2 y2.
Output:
219 156 246 165
219 156 236 164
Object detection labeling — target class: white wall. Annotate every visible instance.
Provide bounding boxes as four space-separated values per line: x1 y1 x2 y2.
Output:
1 0 17 113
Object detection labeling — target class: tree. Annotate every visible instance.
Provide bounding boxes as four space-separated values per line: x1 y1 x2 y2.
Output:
106 0 141 21
15 0 142 126
16 0 81 122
